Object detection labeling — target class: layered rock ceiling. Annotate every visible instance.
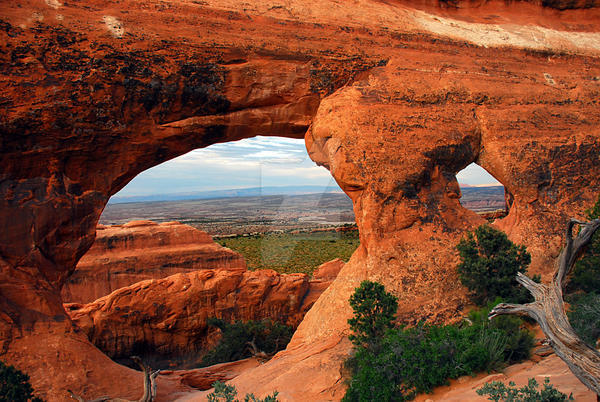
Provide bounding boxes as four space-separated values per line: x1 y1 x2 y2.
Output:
1 0 600 400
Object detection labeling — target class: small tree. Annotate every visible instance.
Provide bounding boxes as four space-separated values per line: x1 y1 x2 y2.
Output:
201 319 293 367
457 225 532 306
347 280 398 348
0 360 43 402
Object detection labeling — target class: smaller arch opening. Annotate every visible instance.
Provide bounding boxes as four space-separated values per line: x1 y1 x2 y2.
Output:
457 163 507 220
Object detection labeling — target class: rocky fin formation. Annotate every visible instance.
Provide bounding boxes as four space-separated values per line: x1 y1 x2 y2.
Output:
67 264 339 364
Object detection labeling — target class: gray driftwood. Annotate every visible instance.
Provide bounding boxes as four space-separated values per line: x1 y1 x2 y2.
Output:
68 356 160 402
489 218 600 397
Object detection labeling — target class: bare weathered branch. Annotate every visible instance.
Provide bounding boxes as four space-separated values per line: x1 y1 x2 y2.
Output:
489 218 600 397
515 272 544 299
246 339 270 360
487 302 538 320
68 390 86 402
555 219 600 288
68 392 110 402
67 357 160 402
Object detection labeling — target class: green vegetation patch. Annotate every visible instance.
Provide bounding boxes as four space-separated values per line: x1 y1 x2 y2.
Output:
0 360 44 402
216 230 359 275
566 195 600 294
565 194 600 347
477 378 573 402
208 381 279 402
457 224 535 306
200 318 293 368
343 281 534 402
567 291 600 347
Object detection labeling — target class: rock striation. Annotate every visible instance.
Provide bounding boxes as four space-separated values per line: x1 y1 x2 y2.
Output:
1 0 600 400
160 358 261 392
62 221 246 303
66 265 339 363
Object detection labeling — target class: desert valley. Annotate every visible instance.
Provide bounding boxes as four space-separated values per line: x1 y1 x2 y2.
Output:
1 0 600 401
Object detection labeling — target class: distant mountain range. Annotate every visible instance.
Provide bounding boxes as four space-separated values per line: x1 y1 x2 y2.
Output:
110 184 504 204
108 185 345 204
459 183 503 188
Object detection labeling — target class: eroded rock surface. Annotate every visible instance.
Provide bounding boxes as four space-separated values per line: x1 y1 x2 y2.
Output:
312 258 345 281
67 265 338 363
1 0 600 400
161 358 261 392
62 221 246 303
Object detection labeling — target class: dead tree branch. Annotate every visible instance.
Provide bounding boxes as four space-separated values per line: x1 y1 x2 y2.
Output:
246 338 269 360
489 219 600 396
68 356 160 402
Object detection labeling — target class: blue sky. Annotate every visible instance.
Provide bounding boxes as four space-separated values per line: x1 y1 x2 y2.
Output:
113 136 500 197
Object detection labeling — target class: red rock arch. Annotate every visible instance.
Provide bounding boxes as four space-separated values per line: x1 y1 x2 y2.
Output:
1 0 600 400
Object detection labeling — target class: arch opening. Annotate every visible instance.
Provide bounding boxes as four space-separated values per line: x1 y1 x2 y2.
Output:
66 136 360 370
456 163 507 220
101 135 357 238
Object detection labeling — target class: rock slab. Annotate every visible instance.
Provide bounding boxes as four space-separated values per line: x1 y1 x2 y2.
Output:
62 221 246 303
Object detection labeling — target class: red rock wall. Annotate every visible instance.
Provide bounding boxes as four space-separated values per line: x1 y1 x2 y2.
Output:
62 221 246 303
1 0 600 400
67 267 334 362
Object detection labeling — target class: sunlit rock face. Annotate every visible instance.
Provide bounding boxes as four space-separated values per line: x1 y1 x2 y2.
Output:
66 266 332 363
1 0 600 400
62 221 247 303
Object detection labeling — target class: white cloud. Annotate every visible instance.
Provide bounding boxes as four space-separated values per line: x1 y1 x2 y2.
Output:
457 163 502 186
246 150 304 164
255 136 305 147
211 140 266 151
114 136 336 197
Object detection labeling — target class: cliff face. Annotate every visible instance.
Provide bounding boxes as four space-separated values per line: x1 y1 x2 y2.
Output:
1 0 600 400
63 220 337 368
66 267 331 363
62 221 246 303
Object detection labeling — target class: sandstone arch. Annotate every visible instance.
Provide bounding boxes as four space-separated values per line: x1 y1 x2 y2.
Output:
2 0 600 400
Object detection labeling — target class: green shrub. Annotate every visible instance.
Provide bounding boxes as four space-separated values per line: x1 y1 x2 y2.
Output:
457 224 533 306
467 299 534 365
343 317 532 401
207 381 278 402
342 348 397 402
476 378 573 401
344 322 511 402
567 292 600 346
0 361 43 402
347 280 398 349
566 195 600 294
200 319 293 367
343 290 534 402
